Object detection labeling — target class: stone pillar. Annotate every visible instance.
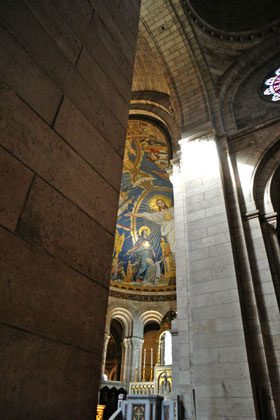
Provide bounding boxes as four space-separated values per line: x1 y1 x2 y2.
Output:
262 212 280 302
101 332 111 378
0 0 141 418
170 131 256 419
128 337 144 383
241 210 280 418
218 135 279 419
121 337 130 383
169 154 193 417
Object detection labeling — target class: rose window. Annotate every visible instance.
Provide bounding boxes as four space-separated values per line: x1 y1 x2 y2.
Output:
263 67 280 102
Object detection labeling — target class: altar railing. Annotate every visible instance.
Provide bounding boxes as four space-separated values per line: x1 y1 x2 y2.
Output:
129 381 155 395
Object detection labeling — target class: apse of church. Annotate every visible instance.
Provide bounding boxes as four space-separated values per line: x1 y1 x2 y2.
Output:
110 119 176 293
100 120 177 418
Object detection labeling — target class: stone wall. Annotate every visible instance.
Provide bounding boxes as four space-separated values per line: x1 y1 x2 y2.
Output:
171 133 257 419
233 55 280 130
227 123 280 418
0 0 140 418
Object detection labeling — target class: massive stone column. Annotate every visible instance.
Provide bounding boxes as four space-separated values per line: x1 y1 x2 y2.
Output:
0 0 140 418
170 130 256 419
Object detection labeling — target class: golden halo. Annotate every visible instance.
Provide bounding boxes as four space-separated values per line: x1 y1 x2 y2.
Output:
150 195 172 212
139 225 151 236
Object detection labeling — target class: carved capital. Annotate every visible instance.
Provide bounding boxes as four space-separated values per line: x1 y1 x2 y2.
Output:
170 154 182 178
192 133 215 143
179 128 216 146
263 212 278 232
244 209 260 220
131 336 144 350
122 337 131 348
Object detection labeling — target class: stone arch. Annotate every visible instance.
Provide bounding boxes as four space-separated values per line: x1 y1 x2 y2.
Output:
139 310 163 333
129 100 181 144
185 0 280 35
106 307 134 338
253 136 280 216
140 0 212 136
252 137 280 306
137 309 163 339
220 34 280 134
128 113 174 159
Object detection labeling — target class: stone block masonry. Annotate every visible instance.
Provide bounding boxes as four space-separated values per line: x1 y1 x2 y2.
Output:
171 133 256 419
0 0 140 418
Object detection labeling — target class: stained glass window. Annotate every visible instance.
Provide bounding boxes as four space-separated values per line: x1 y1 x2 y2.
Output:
263 67 280 102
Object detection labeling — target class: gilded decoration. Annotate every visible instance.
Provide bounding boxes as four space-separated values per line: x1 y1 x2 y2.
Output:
132 404 145 420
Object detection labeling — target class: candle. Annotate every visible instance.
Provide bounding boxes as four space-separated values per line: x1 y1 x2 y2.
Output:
143 349 146 368
136 349 138 370
151 348 153 368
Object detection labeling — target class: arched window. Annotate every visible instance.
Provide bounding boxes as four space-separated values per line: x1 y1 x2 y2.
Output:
104 319 123 381
262 67 280 102
142 321 160 381
159 330 172 366
163 330 172 365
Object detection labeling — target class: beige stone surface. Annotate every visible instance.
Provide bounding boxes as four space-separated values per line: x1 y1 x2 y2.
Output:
0 0 127 155
52 0 132 103
0 26 62 125
0 147 33 231
16 177 114 287
101 0 138 50
0 226 108 351
0 324 101 420
109 0 140 39
74 0 93 23
0 85 119 234
0 0 139 417
93 3 135 66
77 47 130 121
23 0 83 64
91 14 133 79
54 97 123 191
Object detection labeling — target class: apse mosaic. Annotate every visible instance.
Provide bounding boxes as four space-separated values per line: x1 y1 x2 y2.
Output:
110 120 176 295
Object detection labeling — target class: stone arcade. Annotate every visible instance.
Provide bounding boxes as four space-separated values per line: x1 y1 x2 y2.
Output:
0 1 280 419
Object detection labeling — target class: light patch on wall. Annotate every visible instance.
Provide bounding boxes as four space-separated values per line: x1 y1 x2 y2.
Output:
164 330 172 365
179 136 219 180
236 161 254 199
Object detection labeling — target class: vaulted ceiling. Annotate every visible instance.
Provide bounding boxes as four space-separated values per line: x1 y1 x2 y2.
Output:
187 0 280 33
131 0 280 143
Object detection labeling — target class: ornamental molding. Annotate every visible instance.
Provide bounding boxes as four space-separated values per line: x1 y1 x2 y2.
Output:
244 209 260 220
262 212 278 231
170 155 182 173
109 290 176 302
181 0 280 43
179 129 216 146
192 133 215 142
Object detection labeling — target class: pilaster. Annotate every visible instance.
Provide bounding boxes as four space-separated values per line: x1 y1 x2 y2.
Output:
170 130 256 419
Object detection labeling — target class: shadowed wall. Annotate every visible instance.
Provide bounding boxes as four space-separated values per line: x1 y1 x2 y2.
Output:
0 0 140 418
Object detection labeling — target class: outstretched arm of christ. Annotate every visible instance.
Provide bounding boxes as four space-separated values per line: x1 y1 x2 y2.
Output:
125 211 161 225
125 212 139 218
